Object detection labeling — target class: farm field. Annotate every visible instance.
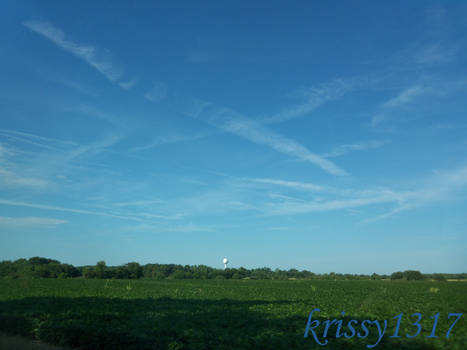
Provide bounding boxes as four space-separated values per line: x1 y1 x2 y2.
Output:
0 279 466 350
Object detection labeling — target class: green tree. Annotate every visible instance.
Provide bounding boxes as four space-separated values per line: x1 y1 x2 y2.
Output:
391 271 404 280
82 266 95 279
126 262 143 279
115 266 130 279
169 270 186 279
403 270 424 281
94 261 108 279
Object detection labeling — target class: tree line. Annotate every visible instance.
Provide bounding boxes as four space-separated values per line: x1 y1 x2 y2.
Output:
0 257 465 281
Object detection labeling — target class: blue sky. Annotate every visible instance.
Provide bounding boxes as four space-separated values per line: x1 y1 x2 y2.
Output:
1 1 466 274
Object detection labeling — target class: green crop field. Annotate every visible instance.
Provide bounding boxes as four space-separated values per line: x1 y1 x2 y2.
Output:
0 279 465 350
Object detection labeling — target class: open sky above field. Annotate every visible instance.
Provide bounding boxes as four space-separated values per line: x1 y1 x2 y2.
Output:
0 1 466 274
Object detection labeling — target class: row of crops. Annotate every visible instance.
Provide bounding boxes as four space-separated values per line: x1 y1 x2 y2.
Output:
0 279 465 349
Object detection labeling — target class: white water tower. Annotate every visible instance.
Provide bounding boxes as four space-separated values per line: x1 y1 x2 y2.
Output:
222 257 229 269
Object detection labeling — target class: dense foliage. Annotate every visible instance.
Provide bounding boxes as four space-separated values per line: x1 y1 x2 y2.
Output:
1 257 464 281
0 257 80 279
0 279 465 349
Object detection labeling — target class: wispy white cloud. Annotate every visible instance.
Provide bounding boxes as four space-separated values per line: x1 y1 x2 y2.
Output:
247 178 325 192
151 173 414 220
168 185 260 215
167 223 211 232
62 134 121 161
179 178 209 186
35 69 99 97
414 43 457 66
264 192 399 216
267 193 308 202
73 104 123 126
321 140 386 158
0 168 48 188
112 200 164 207
0 143 15 160
364 165 467 222
266 226 295 231
124 222 215 233
118 77 138 89
164 175 400 219
0 129 76 151
0 130 125 196
265 77 371 123
74 163 466 225
252 177 407 203
372 85 427 126
0 199 143 222
0 133 58 151
130 132 210 152
55 77 99 97
394 42 458 69
0 216 67 227
238 168 466 220
144 82 167 103
381 85 425 109
23 20 135 88
223 119 345 176
187 102 346 176
139 213 184 220
430 123 467 130
362 204 411 223
0 197 187 224
0 141 49 189
370 73 467 128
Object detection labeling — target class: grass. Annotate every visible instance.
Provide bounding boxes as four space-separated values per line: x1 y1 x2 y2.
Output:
0 278 466 349
0 332 67 350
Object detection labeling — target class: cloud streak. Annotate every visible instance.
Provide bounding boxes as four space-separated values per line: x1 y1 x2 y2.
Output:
239 165 467 221
118 77 138 89
265 78 358 123
187 102 346 176
112 200 164 207
0 216 67 227
265 195 397 215
247 178 325 192
0 141 49 189
0 129 76 151
364 166 467 222
0 199 144 222
394 42 458 69
23 20 134 87
130 132 211 152
372 85 428 127
0 168 48 188
144 82 167 102
382 85 425 109
321 140 386 158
